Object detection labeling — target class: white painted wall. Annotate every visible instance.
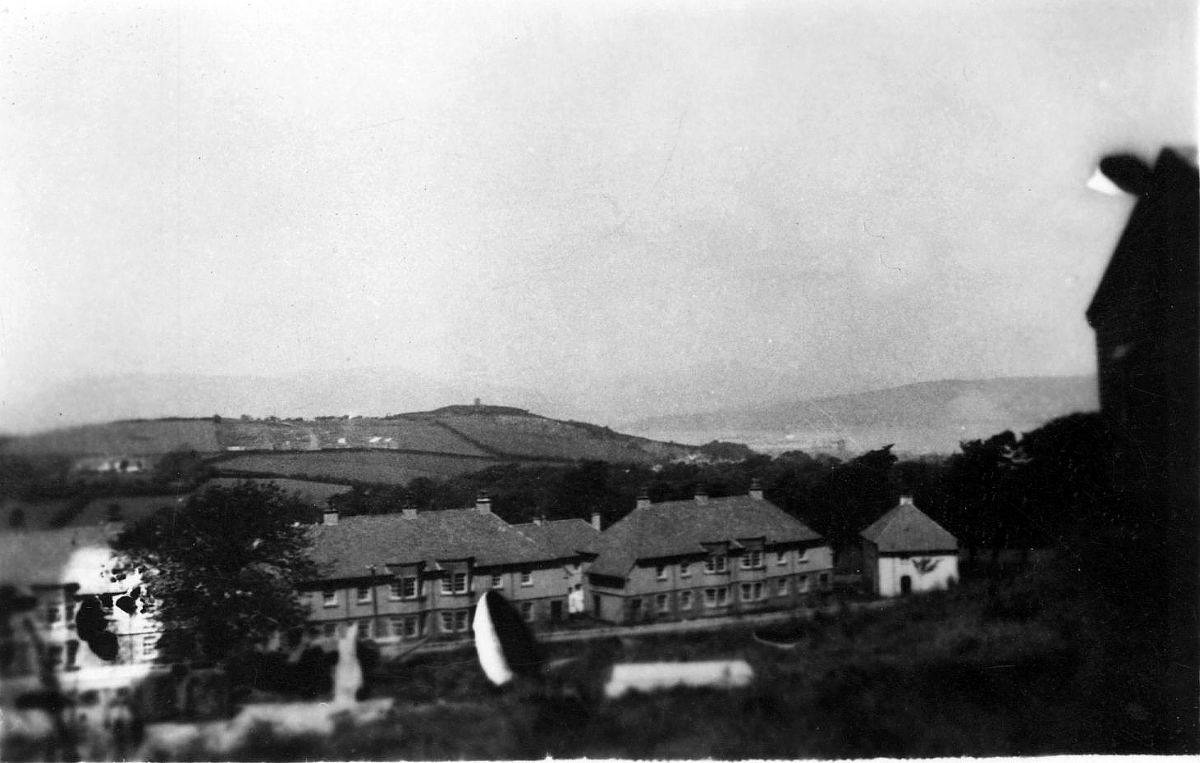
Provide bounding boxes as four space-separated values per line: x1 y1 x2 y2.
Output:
875 554 958 597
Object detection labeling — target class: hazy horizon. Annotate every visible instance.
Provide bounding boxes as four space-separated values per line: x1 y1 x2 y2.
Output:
2 1 1193 432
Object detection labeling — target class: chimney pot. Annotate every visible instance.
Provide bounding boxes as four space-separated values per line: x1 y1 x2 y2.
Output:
636 491 651 510
591 511 602 531
402 506 417 519
476 492 492 514
749 479 764 500
695 486 709 505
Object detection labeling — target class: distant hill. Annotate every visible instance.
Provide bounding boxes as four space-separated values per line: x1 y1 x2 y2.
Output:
624 376 1099 456
1 405 700 485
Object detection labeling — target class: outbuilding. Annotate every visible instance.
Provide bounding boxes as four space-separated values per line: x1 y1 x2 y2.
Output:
860 496 958 597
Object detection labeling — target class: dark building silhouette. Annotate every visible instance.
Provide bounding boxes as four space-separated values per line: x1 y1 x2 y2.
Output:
1086 145 1198 747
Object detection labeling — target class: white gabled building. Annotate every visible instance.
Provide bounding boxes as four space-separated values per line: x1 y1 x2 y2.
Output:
860 496 959 597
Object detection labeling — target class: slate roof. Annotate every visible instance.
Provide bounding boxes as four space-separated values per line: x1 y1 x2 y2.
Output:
587 495 824 578
860 498 958 553
306 508 553 582
513 519 600 559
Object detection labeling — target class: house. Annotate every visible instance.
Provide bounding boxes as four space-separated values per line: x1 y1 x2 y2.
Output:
302 495 596 648
1085 146 1198 726
1086 147 1198 478
860 496 958 597
512 515 602 617
0 526 164 704
586 484 833 624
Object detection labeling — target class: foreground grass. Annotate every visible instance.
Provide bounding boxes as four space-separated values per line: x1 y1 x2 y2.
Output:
182 552 1188 759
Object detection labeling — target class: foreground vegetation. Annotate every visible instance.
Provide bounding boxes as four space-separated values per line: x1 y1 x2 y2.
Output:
166 548 1186 760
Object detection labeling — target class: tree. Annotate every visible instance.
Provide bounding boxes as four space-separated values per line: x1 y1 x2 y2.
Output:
114 482 317 663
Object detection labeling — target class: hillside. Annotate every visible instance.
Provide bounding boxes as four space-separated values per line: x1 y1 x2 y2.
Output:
1 406 699 480
625 376 1098 455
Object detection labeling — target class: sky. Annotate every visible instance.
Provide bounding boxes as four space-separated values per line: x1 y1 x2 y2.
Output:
0 0 1194 429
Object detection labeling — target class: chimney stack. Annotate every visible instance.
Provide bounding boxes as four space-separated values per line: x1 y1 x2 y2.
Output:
748 479 764 500
591 511 602 531
899 495 914 506
695 486 709 505
322 508 339 526
476 492 492 514
636 491 651 510
402 505 418 519
533 516 543 526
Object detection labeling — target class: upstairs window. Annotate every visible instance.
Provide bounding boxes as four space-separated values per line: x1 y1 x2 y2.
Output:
740 551 763 569
491 574 504 589
776 551 789 566
796 547 810 563
356 586 373 604
391 577 419 600
441 572 469 595
44 605 60 625
520 571 533 587
679 563 691 578
655 565 668 580
704 555 728 574
322 590 338 607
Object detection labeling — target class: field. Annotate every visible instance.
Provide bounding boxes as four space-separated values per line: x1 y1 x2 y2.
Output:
435 414 673 462
216 418 490 456
200 477 354 506
212 451 501 485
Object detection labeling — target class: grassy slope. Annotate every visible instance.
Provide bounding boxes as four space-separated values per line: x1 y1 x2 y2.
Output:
197 554 1184 760
212 451 499 485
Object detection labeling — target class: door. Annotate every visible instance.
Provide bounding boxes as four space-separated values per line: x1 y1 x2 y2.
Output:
550 600 564 622
900 575 912 594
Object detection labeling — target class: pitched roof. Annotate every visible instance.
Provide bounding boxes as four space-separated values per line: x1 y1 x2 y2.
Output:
513 519 600 559
860 498 958 553
306 508 553 582
587 495 824 578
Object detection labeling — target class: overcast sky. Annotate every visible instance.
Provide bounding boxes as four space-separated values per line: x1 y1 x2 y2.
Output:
0 0 1194 426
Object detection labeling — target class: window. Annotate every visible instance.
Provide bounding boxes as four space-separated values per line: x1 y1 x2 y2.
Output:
65 640 79 669
797 575 810 593
629 598 643 617
356 586 373 604
141 634 158 658
704 555 728 574
655 565 668 580
776 578 789 597
65 600 76 626
45 605 60 625
819 572 831 589
796 547 809 563
680 590 694 610
441 573 468 595
357 619 372 638
323 623 337 638
740 582 765 602
776 550 789 566
491 574 504 589
520 602 535 622
704 587 729 607
397 616 419 638
741 550 763 569
322 590 338 607
391 576 419 600
655 593 670 613
679 563 691 578
440 610 470 633
520 571 533 587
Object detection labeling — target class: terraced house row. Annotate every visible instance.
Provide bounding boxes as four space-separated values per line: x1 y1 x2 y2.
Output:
302 484 835 642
